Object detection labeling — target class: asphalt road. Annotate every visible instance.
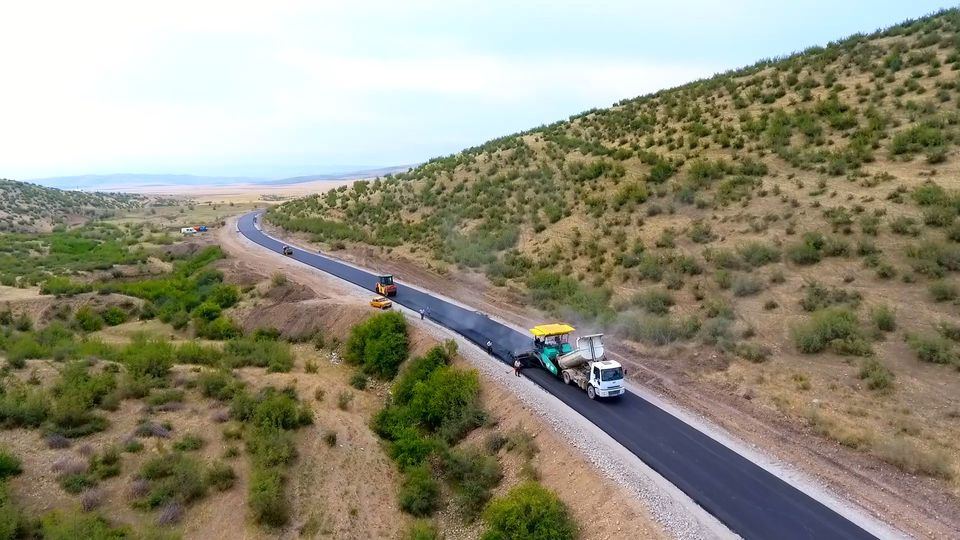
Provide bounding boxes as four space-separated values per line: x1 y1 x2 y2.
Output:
238 210 877 540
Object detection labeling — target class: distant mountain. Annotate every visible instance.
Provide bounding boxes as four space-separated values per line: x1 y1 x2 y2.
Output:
262 165 415 186
29 165 416 191
29 173 265 191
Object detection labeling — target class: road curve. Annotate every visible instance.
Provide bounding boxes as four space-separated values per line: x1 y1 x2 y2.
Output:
238 210 876 540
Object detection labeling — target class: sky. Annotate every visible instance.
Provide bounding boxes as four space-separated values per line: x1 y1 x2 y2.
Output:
0 0 954 181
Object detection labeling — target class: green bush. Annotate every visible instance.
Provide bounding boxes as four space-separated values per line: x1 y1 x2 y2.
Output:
345 311 409 379
0 385 50 428
398 466 440 517
197 370 242 401
73 306 104 332
192 301 222 322
443 447 502 520
928 280 958 302
738 242 781 267
631 289 674 314
120 336 173 380
195 316 242 340
40 277 92 297
404 520 439 540
731 274 764 297
249 467 288 526
481 482 576 540
792 308 871 356
907 334 956 364
392 346 451 405
175 341 223 366
100 307 128 327
615 314 700 346
0 449 22 479
206 461 236 491
859 358 895 391
870 305 896 332
135 453 208 508
173 434 205 452
349 372 368 390
406 366 483 442
40 512 129 540
224 337 294 372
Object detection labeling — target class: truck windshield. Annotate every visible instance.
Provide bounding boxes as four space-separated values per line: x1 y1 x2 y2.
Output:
600 367 623 381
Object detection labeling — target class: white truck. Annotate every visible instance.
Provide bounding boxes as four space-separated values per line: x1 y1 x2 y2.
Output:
515 324 625 400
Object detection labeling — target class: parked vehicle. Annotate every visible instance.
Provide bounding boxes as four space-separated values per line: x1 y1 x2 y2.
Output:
370 296 393 310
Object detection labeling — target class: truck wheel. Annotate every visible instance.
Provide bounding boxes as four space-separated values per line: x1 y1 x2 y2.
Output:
562 371 571 385
587 386 596 400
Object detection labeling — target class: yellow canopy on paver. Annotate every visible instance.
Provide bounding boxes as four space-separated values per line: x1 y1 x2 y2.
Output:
529 323 575 337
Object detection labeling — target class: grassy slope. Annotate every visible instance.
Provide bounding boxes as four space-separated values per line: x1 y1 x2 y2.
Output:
0 179 143 233
270 11 960 488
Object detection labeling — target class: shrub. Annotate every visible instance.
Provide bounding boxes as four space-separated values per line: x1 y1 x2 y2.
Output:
631 289 674 314
481 482 576 540
100 307 127 327
172 434 205 452
224 337 294 372
870 305 896 332
197 370 241 401
404 520 438 540
206 461 236 491
786 241 821 265
349 372 368 390
859 358 894 391
738 242 781 267
734 342 772 363
731 274 764 297
873 437 954 479
175 341 222 366
792 308 871 355
616 314 700 346
443 447 502 520
135 453 207 508
907 334 955 364
195 316 242 340
249 467 288 526
73 307 104 333
40 512 130 539
398 466 440 517
323 430 337 447
337 391 353 411
345 311 409 379
799 281 860 311
0 449 22 479
928 280 958 302
121 336 173 380
392 346 451 405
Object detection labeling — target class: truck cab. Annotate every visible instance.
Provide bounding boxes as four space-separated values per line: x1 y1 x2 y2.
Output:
584 359 625 399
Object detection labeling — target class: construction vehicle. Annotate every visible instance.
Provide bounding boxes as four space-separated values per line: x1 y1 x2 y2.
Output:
375 274 397 296
370 296 392 310
282 245 293 256
514 324 624 400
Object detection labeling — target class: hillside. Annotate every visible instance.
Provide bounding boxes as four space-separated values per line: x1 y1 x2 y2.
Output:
0 179 143 232
268 8 960 516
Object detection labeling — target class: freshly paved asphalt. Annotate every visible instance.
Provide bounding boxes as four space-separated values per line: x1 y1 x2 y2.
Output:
238 210 877 540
